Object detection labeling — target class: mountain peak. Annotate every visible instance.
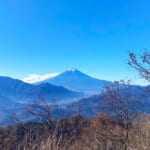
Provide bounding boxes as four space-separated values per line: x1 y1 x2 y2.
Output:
67 68 78 72
31 68 113 93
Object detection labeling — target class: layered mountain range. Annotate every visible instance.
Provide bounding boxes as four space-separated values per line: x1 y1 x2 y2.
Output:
0 76 83 107
0 68 149 125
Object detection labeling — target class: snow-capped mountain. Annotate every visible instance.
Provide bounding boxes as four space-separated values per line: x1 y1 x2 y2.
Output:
36 68 113 94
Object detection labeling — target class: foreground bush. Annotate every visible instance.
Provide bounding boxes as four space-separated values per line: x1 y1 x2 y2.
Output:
0 114 150 150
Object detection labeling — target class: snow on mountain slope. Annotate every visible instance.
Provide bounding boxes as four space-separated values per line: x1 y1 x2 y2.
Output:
35 68 113 94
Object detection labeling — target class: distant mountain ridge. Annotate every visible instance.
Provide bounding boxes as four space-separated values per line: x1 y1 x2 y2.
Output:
0 76 83 105
0 75 84 125
0 69 149 125
36 68 113 94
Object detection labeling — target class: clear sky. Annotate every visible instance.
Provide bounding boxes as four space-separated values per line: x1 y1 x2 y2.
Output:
0 0 150 85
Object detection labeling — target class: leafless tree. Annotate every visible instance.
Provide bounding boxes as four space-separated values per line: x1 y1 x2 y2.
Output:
128 49 150 82
100 80 138 150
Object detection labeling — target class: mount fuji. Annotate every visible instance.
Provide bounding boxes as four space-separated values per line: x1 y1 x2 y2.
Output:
35 68 113 94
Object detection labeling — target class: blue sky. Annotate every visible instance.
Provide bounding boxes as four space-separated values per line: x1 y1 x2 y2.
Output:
0 0 150 85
